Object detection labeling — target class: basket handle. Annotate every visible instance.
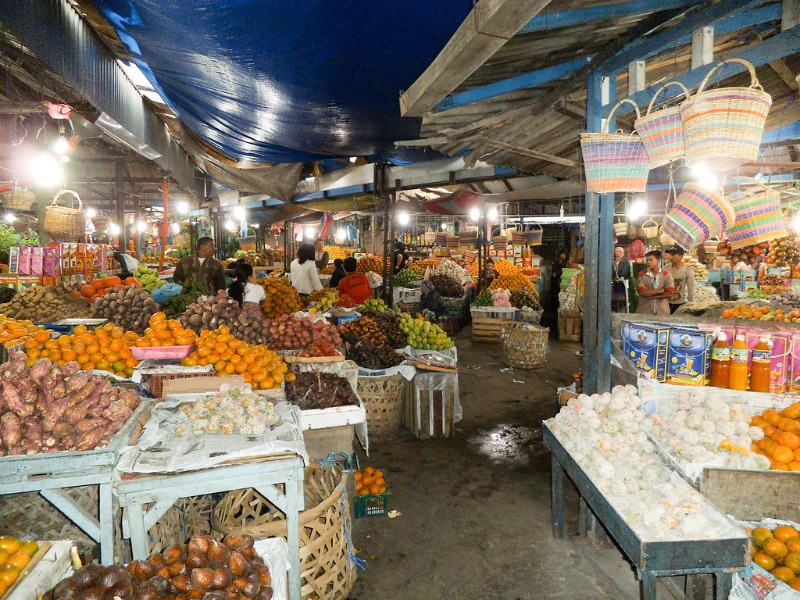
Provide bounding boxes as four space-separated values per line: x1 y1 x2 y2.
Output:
696 58 763 94
50 189 83 209
641 219 658 228
530 223 543 232
645 81 692 115
602 99 642 133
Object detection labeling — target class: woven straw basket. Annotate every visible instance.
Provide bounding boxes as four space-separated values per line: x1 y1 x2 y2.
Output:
3 189 36 211
658 226 676 247
641 219 660 239
581 99 650 194
44 189 85 240
524 224 543 245
681 58 772 171
212 462 356 600
634 81 691 169
726 183 786 249
663 183 734 250
702 237 720 255
501 322 549 369
357 373 406 443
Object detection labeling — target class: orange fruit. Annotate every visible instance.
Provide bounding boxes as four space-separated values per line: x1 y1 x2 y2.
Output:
149 312 167 327
763 409 781 426
0 538 20 555
259 380 273 390
772 566 796 583
783 403 800 420
786 538 800 554
214 360 227 372
0 564 19 586
374 477 385 487
765 538 789 561
789 578 800 591
6 551 29 570
224 363 236 375
0 579 6 595
774 526 800 543
772 446 794 464
785 552 800 576
0 549 8 566
368 484 381 495
353 472 362 482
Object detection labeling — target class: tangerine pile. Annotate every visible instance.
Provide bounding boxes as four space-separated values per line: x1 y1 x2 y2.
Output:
354 466 387 496
71 276 141 303
0 316 48 348
24 323 140 377
135 312 197 347
721 304 777 320
751 403 800 471
0 535 39 595
750 525 800 589
257 276 302 318
180 325 294 389
469 258 520 277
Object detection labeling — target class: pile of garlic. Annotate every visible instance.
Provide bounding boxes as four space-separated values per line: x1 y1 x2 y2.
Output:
649 389 769 471
558 273 579 310
433 259 467 280
547 385 734 540
692 283 718 304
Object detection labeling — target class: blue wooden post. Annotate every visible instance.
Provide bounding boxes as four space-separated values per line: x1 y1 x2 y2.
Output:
598 78 616 394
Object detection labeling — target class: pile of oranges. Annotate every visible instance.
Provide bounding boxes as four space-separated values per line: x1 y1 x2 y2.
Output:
0 316 48 348
354 466 387 496
257 276 302 319
721 304 783 321
24 323 140 377
749 525 800 589
751 403 800 471
135 312 196 347
71 276 141 304
0 536 39 595
180 325 294 389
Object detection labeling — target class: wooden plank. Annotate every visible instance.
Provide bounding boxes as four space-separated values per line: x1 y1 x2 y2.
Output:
0 542 51 600
481 137 575 166
399 0 553 117
698 468 800 521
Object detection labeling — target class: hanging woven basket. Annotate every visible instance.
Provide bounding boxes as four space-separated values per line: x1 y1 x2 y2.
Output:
680 58 772 171
3 189 36 211
658 226 676 247
662 183 734 250
702 236 720 255
524 224 543 245
641 219 660 239
634 81 691 169
725 183 786 249
44 189 85 241
613 221 628 237
580 99 650 194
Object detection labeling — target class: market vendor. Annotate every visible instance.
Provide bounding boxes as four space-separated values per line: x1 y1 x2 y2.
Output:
314 239 330 270
635 249 674 316
329 258 346 288
173 237 226 292
664 245 695 314
393 240 408 274
338 256 371 304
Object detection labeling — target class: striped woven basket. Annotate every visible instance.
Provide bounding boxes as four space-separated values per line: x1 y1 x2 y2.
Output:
663 183 734 250
524 224 543 245
680 58 772 171
458 229 477 244
634 82 690 169
702 237 720 255
580 99 650 194
726 184 786 249
511 228 527 244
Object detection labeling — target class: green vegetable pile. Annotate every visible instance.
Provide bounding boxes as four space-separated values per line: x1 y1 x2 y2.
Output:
161 279 210 319
471 289 493 307
394 269 418 287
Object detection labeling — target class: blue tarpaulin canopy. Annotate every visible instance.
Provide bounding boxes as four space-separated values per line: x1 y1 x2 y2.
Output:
90 0 471 164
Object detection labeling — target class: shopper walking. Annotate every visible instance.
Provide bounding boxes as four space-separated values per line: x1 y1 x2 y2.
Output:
290 242 323 297
664 246 695 314
635 250 674 316
612 246 631 312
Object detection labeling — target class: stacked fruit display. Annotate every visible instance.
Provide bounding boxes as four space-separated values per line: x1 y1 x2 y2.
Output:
354 466 387 496
393 268 417 287
721 304 791 321
0 285 92 322
0 317 48 349
180 290 270 346
135 312 197 348
339 316 386 346
408 259 439 277
285 371 359 410
324 245 350 260
0 355 140 455
359 310 407 348
257 276 303 318
42 534 273 600
749 525 800 589
0 536 39 595
683 256 709 281
433 259 466 279
297 338 341 358
361 298 388 312
765 236 800 268
74 276 140 303
24 323 141 377
334 294 358 308
469 258 519 277
471 289 492 307
429 274 464 298
264 314 341 350
91 286 160 335
134 264 164 292
346 339 404 369
176 384 280 437
489 274 537 296
750 403 800 471
305 288 338 312
160 279 210 319
319 264 335 275
356 255 384 274
717 240 766 267
510 287 542 311
180 325 290 389
398 313 453 350
759 273 787 296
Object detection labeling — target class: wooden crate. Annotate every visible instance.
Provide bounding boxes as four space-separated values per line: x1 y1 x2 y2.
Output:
697 468 800 522
558 310 582 342
471 317 504 343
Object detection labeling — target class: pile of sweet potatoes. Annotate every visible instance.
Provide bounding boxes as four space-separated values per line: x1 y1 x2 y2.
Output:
0 354 140 456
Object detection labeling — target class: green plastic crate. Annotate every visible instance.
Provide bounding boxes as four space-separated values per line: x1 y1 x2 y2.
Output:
354 490 390 518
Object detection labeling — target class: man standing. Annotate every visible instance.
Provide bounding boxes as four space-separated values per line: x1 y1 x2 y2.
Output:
664 245 695 314
612 246 631 312
173 237 226 292
635 250 674 316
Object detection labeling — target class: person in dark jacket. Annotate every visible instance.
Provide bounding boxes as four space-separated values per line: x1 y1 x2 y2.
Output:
173 237 226 292
393 241 408 274
329 258 346 289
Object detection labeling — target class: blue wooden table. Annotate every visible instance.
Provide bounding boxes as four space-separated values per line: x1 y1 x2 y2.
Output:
116 454 305 600
543 424 747 600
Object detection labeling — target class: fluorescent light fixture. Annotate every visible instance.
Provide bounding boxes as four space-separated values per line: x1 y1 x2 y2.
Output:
487 207 498 221
3 213 15 224
176 201 189 215
171 223 180 234
441 223 447 231
32 154 62 187
469 207 481 221
334 229 346 243
397 211 410 226
109 223 121 236
628 198 647 221
136 221 148 233
86 208 97 219
506 216 585 225
690 163 718 189
53 136 70 155
233 205 246 221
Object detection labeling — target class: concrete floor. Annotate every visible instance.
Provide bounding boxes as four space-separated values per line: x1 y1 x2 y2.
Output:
350 328 645 600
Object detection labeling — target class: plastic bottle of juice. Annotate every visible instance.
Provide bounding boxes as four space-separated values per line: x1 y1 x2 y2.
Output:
729 335 750 391
709 332 730 388
749 336 773 393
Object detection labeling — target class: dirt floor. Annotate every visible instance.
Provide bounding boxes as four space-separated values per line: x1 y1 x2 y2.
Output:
350 328 648 599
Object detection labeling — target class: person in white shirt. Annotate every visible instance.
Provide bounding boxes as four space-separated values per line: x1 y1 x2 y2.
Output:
290 243 323 296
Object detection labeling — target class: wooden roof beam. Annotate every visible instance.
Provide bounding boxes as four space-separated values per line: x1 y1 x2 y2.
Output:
399 0 553 118
482 138 575 167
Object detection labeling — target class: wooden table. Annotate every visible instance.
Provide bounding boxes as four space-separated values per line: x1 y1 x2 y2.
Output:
543 425 747 600
116 455 305 600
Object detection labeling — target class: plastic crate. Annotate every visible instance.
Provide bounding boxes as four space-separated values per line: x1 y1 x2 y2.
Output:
131 345 194 360
354 490 390 518
149 371 216 398
470 306 518 321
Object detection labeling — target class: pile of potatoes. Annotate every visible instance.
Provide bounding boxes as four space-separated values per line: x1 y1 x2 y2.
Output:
0 286 92 322
92 286 159 335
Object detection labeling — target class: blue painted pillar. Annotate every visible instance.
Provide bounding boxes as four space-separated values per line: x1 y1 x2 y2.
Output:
582 73 616 394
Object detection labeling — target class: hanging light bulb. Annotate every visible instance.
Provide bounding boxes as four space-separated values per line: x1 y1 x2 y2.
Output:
335 228 347 243
487 206 498 221
469 207 481 221
690 163 718 189
233 205 246 221
441 223 447 231
398 211 410 226
136 221 148 233
225 219 236 232
171 223 180 235
53 134 70 155
305 226 316 240
628 198 647 221
109 223 121 236
86 208 97 219
3 213 15 224
176 201 189 215
32 154 62 187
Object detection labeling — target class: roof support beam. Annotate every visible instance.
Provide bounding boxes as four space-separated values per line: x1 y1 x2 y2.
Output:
399 0 553 117
518 0 697 34
691 26 714 69
604 25 800 118
481 138 576 167
628 60 646 96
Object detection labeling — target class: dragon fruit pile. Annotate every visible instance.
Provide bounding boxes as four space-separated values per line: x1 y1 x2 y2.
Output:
491 289 512 307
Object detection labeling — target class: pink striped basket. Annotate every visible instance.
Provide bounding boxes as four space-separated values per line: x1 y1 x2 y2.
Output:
726 184 786 249
634 82 691 169
580 99 649 194
680 58 772 171
662 183 734 250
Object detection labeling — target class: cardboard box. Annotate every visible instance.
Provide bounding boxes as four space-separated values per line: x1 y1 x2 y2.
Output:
722 269 741 284
740 280 758 293
742 327 792 394
665 327 713 386
740 269 757 282
621 322 670 382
